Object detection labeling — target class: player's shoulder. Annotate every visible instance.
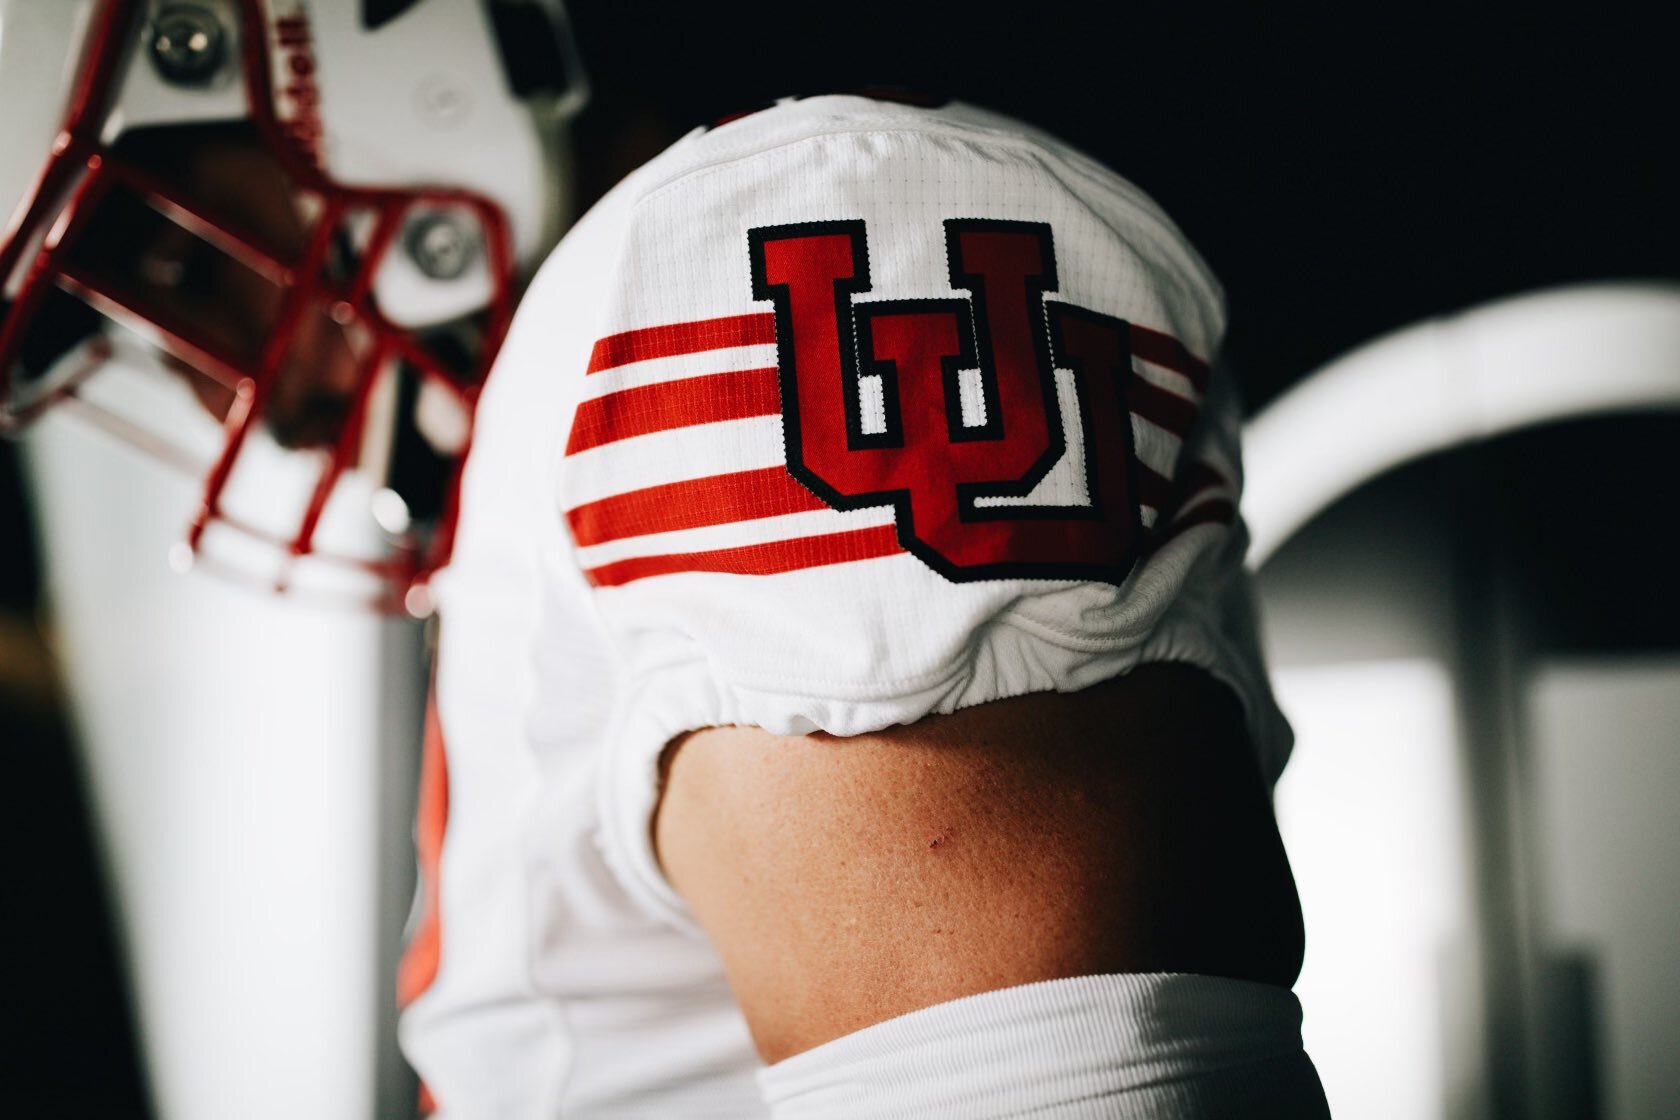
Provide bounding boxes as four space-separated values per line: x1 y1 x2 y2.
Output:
612 92 1154 215
579 91 1223 341
671 92 1071 162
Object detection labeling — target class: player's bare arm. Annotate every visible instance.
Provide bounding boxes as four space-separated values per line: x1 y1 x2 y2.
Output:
657 662 1304 1063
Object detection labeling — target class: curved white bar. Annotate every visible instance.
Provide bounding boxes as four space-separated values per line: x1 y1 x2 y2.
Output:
1243 283 1680 567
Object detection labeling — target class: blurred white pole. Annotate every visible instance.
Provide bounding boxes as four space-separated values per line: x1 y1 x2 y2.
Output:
1271 659 1479 1120
20 354 419 1120
1244 283 1680 568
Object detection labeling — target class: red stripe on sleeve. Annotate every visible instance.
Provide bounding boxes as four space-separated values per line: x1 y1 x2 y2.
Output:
1145 458 1234 548
1178 459 1229 496
584 524 902 587
586 312 778 374
565 367 782 454
1128 324 1211 392
1135 463 1173 511
1125 377 1199 439
1147 498 1237 553
567 467 828 547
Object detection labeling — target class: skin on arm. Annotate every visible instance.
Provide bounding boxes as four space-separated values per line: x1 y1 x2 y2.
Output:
653 661 1306 1064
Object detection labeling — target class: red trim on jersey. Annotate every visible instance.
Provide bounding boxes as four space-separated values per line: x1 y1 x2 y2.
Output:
1150 498 1237 552
1138 457 1226 519
397 691 449 1010
1126 377 1199 438
1128 323 1211 392
583 524 902 587
1135 463 1173 511
565 367 781 454
1145 458 1235 552
567 466 829 547
1177 458 1230 499
585 312 778 374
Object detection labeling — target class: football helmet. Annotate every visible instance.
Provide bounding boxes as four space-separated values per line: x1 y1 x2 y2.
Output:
0 0 586 612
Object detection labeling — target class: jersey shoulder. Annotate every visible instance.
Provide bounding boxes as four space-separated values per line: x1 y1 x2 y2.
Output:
545 91 1286 767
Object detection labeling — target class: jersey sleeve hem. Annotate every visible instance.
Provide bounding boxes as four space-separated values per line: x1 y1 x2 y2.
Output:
595 566 1294 934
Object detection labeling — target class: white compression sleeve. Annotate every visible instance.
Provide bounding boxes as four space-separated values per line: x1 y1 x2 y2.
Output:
757 972 1330 1119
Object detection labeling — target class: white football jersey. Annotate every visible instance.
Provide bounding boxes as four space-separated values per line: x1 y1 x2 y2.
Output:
400 94 1291 1117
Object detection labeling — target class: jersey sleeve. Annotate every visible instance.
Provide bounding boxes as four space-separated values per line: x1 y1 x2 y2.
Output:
536 98 1293 928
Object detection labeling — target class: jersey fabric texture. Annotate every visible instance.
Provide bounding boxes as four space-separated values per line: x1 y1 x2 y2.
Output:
399 94 1294 1117
759 972 1329 1118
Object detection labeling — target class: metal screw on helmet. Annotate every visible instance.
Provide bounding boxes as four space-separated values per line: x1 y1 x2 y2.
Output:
148 4 226 85
405 212 480 281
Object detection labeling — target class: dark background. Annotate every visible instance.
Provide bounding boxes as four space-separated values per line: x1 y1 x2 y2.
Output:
4 2 1674 1113
568 2 1680 412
